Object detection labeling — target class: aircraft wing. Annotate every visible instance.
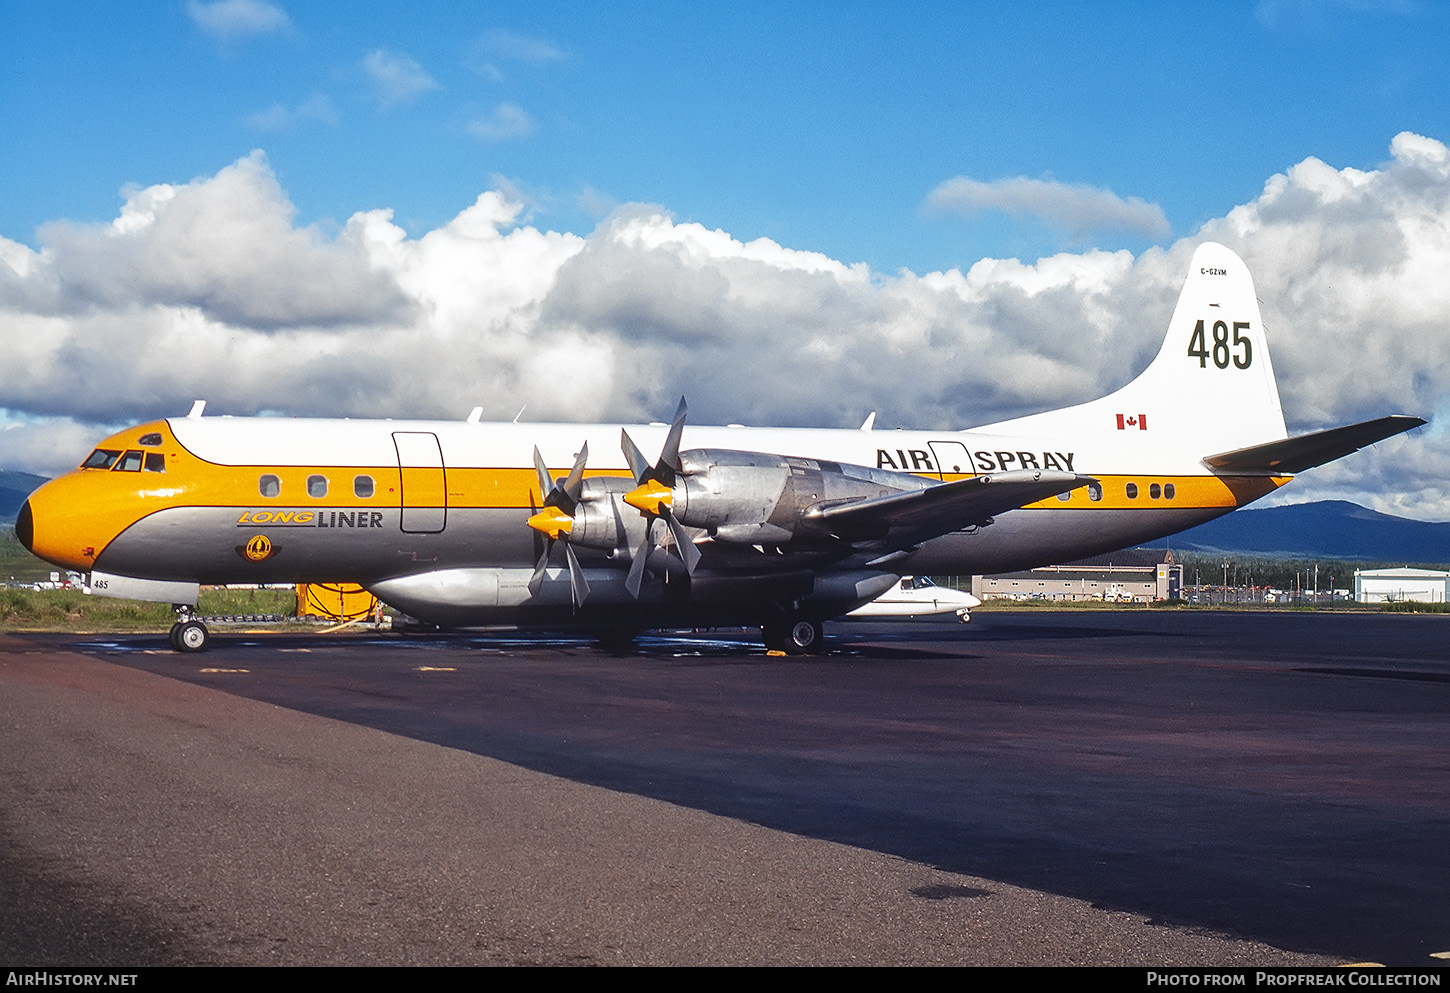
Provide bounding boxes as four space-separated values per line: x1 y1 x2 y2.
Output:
801 469 1091 545
1202 415 1425 474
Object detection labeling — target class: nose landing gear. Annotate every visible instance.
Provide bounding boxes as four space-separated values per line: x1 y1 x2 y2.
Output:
169 606 210 653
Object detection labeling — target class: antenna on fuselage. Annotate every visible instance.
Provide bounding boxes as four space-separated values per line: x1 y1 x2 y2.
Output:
187 400 206 419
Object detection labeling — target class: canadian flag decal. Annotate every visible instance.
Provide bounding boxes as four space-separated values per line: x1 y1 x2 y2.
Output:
1116 413 1148 431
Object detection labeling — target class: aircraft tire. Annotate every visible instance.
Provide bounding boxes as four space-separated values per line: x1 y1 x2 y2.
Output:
763 618 824 655
172 620 209 653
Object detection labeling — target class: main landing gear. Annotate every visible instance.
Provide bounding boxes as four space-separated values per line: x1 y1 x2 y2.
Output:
761 616 825 655
169 605 210 653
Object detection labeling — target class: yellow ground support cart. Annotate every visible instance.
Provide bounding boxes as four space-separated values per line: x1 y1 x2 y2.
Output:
295 582 380 622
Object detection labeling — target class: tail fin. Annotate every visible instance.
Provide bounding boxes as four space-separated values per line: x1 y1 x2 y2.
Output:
986 242 1288 455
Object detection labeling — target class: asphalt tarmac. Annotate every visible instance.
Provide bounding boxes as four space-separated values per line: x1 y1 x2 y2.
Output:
3 609 1446 966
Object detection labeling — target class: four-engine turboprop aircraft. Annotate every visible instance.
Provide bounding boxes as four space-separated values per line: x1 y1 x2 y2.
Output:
16 243 1424 653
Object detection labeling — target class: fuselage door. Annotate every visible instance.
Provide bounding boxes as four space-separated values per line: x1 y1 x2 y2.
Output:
393 431 447 533
928 441 975 481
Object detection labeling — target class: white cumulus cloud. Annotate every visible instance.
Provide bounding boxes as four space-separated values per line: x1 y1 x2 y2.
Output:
926 175 1172 242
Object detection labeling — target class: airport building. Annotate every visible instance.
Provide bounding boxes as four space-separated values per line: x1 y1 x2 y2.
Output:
1353 567 1450 604
972 549 1182 603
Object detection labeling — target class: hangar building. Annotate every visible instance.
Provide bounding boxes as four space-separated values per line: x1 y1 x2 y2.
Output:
973 549 1182 603
1353 567 1450 604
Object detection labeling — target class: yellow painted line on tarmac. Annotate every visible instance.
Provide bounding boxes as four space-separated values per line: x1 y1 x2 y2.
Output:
417 666 457 672
198 667 249 674
1430 951 1450 959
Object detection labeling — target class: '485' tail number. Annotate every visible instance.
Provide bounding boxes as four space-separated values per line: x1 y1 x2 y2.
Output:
1188 319 1253 370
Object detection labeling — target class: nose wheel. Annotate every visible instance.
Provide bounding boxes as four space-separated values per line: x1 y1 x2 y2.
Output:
169 607 210 653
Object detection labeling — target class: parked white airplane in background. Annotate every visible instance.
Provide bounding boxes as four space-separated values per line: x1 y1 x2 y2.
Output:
17 243 1422 653
845 576 981 622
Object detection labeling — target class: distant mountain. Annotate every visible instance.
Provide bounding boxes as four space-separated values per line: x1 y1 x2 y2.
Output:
0 470 47 525
1161 500 1450 565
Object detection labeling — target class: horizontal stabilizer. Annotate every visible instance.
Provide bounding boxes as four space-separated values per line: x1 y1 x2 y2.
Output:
1202 415 1426 474
803 469 1092 545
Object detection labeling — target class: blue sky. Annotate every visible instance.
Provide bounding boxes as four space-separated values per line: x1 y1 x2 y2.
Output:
2 1 1450 518
4 1 1447 272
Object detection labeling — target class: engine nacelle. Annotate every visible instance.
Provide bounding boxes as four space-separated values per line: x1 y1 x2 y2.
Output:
670 449 928 545
564 477 647 553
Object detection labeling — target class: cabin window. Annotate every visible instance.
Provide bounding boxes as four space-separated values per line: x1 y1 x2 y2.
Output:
114 450 144 472
138 433 163 447
259 474 281 498
1057 491 1071 501
1087 482 1102 502
82 449 121 470
1164 483 1176 500
354 475 375 498
308 474 328 498
143 453 166 473
1125 482 1139 499
1150 483 1162 499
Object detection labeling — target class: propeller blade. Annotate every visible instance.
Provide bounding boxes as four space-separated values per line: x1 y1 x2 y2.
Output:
621 429 649 483
624 520 653 598
664 511 701 575
527 491 546 597
565 544 590 609
561 442 588 505
656 396 687 484
533 446 553 502
528 541 551 597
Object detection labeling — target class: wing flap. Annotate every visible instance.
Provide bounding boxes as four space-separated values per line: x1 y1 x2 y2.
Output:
802 469 1092 544
1202 415 1425 475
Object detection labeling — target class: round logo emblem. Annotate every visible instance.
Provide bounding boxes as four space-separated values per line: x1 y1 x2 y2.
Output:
243 534 273 562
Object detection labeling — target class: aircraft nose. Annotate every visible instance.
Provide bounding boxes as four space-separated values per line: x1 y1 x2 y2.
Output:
17 476 103 572
16 499 34 552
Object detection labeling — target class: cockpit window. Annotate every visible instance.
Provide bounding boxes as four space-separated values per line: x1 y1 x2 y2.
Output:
114 450 144 472
138 433 163 447
81 449 121 469
144 453 166 473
